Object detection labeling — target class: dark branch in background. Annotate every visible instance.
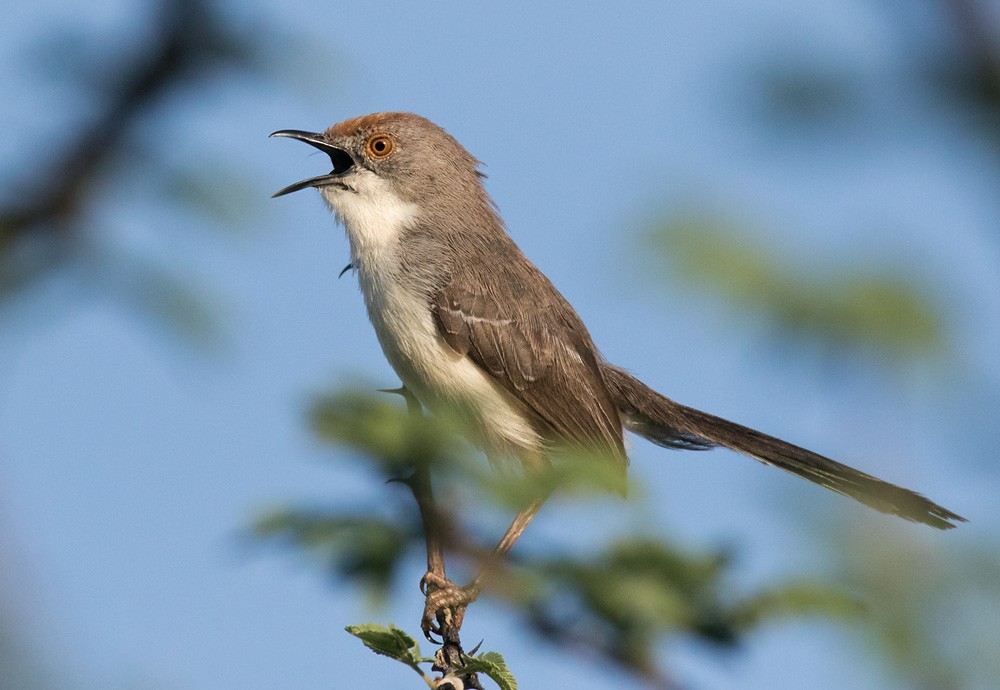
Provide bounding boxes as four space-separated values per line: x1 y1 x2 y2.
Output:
0 0 253 293
942 0 1000 114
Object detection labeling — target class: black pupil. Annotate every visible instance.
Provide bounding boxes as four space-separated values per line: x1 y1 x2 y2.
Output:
374 140 385 152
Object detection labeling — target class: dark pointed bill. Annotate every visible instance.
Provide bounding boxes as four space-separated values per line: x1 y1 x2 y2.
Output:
270 129 355 198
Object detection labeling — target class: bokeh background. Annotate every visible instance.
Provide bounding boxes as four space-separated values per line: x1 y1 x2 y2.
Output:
2 0 999 688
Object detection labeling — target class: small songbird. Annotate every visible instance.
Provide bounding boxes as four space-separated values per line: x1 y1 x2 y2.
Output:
271 112 964 626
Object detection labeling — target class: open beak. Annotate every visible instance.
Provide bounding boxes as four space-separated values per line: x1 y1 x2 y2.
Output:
270 130 355 198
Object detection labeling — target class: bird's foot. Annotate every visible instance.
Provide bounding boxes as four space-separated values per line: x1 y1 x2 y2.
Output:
420 571 480 641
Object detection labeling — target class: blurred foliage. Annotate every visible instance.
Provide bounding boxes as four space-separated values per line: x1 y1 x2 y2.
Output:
648 215 946 360
254 390 865 687
254 389 631 604
259 390 999 688
310 389 630 506
828 526 1000 690
256 511 415 603
308 389 471 478
513 538 862 686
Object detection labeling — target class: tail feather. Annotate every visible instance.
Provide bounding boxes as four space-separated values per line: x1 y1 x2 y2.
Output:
601 364 966 530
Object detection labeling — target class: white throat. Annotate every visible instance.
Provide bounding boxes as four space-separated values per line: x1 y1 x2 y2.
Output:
318 169 420 271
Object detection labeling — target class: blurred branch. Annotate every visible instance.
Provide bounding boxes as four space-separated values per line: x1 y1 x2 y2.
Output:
941 0 1000 114
3 0 233 246
0 0 268 330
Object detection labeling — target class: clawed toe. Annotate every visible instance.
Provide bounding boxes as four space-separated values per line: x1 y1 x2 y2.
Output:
419 572 479 641
420 570 451 596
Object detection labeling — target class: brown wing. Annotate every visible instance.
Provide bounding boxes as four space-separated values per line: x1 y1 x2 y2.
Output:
432 278 626 466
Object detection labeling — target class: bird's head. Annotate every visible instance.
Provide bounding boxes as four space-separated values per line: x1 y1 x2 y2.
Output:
271 112 485 213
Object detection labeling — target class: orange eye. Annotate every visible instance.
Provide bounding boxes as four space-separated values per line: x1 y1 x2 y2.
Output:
366 134 394 159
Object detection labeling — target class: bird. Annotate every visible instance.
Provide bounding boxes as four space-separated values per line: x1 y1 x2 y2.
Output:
270 112 964 630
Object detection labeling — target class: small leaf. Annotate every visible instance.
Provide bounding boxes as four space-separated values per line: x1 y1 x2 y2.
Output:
460 650 517 690
345 623 435 671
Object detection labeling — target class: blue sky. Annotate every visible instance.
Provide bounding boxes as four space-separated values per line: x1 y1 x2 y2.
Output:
2 1 998 688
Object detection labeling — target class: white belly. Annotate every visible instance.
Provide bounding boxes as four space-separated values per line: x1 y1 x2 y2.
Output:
361 265 543 459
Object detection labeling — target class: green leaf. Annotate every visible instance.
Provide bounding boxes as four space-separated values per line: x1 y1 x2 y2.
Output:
460 650 517 690
345 623 432 668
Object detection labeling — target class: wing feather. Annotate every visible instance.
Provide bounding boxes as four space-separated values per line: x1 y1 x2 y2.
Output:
432 276 625 466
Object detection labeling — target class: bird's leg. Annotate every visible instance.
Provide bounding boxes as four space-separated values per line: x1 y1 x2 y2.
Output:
420 493 548 638
381 385 457 641
471 492 547 588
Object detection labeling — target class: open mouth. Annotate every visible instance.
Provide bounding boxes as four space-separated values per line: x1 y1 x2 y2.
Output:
270 130 355 197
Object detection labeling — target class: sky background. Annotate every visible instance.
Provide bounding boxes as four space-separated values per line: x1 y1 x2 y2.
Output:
2 0 999 688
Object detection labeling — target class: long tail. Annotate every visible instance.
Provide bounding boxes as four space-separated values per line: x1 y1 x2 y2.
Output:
601 365 966 530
